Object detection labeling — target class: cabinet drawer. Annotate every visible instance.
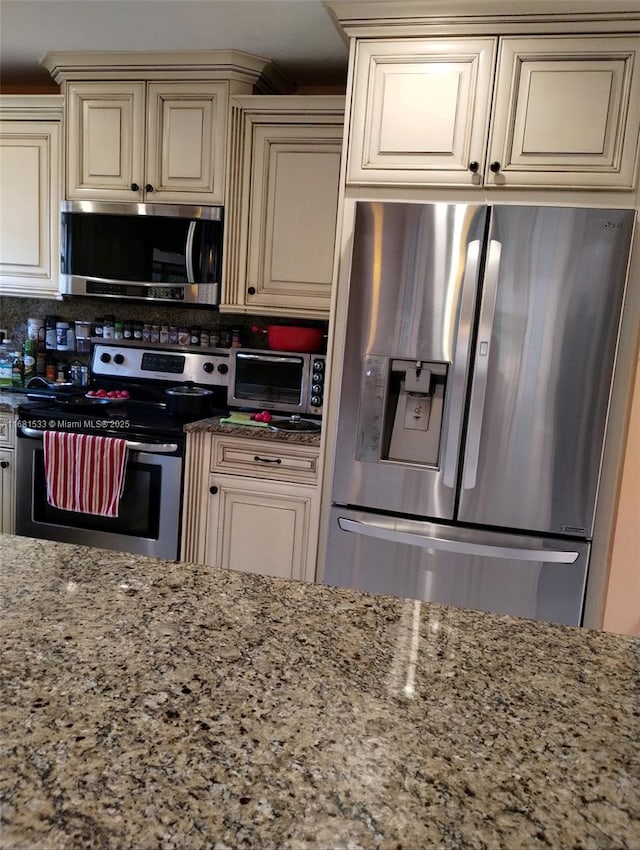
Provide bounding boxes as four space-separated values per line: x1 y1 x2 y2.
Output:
0 412 15 448
211 436 319 484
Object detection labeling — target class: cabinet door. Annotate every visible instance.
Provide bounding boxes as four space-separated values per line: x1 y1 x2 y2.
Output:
67 82 145 200
244 124 342 314
348 38 496 186
145 82 228 204
0 448 15 535
488 36 640 189
205 474 318 582
0 121 61 297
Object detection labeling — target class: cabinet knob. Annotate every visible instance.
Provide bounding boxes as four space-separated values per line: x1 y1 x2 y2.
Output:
0 460 9 469
489 162 501 173
130 183 139 192
247 286 256 296
145 184 154 193
468 161 479 173
209 485 218 495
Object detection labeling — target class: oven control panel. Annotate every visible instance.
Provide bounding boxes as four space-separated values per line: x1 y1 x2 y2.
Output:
91 344 230 387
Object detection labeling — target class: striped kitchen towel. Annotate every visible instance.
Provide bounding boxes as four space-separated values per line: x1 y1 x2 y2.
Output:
43 431 128 518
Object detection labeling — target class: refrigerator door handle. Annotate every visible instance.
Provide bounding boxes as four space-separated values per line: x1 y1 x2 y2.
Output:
462 238 502 490
442 239 481 488
337 517 580 563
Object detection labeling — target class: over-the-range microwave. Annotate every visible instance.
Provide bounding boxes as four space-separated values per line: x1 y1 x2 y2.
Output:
227 349 326 417
60 201 223 305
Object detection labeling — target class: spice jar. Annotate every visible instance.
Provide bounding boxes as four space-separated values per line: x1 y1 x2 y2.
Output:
102 316 115 340
45 315 58 350
56 321 70 350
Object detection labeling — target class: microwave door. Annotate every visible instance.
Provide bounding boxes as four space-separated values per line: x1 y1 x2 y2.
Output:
189 220 221 305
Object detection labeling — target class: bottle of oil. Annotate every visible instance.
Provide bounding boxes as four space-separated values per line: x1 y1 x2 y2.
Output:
11 350 24 387
23 338 37 383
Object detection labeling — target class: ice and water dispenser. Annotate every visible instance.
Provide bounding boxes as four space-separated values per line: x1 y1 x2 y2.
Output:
355 354 448 467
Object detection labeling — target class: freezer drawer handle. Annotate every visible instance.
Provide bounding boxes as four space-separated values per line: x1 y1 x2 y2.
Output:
337 518 579 564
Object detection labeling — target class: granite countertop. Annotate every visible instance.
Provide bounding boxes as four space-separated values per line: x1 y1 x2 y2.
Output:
184 415 321 446
1 535 638 850
0 389 26 412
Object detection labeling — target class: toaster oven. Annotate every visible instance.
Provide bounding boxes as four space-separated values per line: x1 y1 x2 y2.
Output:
227 349 325 416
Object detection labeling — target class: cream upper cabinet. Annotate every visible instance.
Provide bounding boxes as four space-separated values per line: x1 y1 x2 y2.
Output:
488 36 640 189
66 81 228 203
348 38 496 186
0 96 64 298
348 35 640 190
223 96 344 318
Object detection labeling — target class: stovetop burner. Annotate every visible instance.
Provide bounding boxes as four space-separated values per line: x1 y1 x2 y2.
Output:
18 342 231 440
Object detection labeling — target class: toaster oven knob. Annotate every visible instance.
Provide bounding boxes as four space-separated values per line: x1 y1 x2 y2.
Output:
203 362 214 373
113 354 125 365
312 383 322 394
217 363 228 375
312 373 324 383
311 395 322 407
100 352 111 363
312 360 325 371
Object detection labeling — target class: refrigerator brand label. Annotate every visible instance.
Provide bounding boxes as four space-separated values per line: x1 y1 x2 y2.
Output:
561 525 586 534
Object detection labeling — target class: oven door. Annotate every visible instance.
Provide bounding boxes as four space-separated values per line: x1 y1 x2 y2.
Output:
16 430 184 560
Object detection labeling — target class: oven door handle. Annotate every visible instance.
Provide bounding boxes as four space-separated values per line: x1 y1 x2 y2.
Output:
125 441 179 454
19 427 178 454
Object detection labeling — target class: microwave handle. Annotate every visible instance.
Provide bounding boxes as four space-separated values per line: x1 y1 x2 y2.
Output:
185 221 196 283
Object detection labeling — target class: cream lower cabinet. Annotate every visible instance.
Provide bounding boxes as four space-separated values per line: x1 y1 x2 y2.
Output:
206 475 318 581
223 96 344 318
0 96 64 297
66 81 228 203
182 432 320 582
0 412 16 535
348 35 640 190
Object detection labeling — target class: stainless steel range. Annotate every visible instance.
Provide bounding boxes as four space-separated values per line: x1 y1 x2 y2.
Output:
16 343 229 559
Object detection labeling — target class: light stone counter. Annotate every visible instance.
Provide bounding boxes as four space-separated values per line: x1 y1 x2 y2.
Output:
0 389 26 412
1 534 638 850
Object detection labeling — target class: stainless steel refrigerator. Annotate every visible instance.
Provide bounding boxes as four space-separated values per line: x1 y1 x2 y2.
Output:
324 202 635 626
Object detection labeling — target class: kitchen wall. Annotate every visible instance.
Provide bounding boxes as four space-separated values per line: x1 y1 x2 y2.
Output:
0 295 327 358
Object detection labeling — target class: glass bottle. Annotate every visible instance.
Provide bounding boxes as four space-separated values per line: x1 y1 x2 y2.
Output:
11 351 24 387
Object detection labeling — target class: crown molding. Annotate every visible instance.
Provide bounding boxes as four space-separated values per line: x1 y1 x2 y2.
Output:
324 0 640 37
40 50 293 94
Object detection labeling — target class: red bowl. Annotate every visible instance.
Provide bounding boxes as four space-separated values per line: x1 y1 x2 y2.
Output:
255 325 325 353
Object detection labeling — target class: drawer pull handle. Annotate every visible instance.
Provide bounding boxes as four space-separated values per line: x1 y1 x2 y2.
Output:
254 455 282 464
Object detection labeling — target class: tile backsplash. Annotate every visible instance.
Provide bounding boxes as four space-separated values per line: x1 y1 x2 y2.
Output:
0 295 327 353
